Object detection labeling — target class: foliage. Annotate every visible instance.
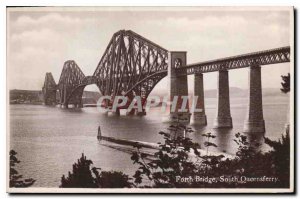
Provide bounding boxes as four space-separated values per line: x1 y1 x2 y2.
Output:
60 153 96 188
59 117 290 188
9 150 35 188
131 120 290 188
60 153 132 188
281 73 290 93
264 132 290 188
93 169 133 188
131 122 200 188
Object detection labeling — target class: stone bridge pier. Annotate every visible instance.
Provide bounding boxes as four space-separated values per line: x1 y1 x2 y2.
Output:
243 65 265 133
168 51 190 122
213 69 233 128
193 73 207 125
61 85 68 108
43 30 289 134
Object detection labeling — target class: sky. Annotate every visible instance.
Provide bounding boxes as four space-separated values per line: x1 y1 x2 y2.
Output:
7 7 292 93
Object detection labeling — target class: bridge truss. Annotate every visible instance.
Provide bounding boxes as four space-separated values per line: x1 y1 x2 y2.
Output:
93 30 168 103
176 46 290 75
43 29 291 109
42 72 57 105
57 60 86 106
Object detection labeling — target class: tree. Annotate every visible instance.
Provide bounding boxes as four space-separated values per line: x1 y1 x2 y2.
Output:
264 132 290 188
281 73 290 93
130 121 291 188
131 120 209 188
9 150 35 188
93 169 132 188
60 153 96 188
60 153 132 188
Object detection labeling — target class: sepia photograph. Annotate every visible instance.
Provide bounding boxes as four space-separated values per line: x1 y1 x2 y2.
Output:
6 6 294 193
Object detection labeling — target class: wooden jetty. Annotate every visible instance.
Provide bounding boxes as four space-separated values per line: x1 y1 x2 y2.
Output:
97 127 159 149
97 126 234 159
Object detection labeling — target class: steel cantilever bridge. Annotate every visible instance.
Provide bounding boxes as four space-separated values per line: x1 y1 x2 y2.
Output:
43 29 290 132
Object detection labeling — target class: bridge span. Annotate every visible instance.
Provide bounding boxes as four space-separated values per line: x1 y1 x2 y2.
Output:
42 30 291 133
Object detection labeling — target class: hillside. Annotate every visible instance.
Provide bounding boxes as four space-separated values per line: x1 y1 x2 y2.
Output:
9 89 101 105
9 87 287 105
203 87 287 98
150 87 288 98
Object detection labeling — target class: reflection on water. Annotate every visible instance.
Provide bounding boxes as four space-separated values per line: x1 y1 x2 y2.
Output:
212 128 232 153
9 96 288 187
246 132 266 152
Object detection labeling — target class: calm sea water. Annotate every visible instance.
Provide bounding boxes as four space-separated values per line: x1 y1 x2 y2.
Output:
9 96 289 187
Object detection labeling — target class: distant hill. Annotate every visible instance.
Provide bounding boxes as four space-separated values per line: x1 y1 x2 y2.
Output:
261 88 289 97
9 89 102 105
204 87 287 98
9 87 287 105
150 87 288 98
204 87 246 98
82 91 101 102
10 89 44 104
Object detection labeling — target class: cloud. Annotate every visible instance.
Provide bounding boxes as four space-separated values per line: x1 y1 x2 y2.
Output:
10 13 94 34
7 9 291 91
9 28 63 54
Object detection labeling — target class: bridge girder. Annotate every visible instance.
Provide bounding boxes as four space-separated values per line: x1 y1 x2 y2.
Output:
44 30 291 110
57 60 87 106
93 30 169 100
42 72 57 105
176 46 290 75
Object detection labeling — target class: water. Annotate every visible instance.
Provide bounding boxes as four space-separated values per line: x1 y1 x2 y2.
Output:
9 96 289 187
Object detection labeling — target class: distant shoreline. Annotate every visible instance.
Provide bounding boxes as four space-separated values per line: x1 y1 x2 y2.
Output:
9 88 288 105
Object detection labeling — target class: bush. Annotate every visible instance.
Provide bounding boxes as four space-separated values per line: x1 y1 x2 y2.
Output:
9 150 35 188
131 121 290 188
59 123 290 188
60 153 132 188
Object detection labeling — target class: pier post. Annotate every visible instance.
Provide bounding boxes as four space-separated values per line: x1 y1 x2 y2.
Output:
168 51 190 122
76 103 83 108
126 108 135 116
63 85 68 108
285 100 290 134
111 108 120 116
193 73 207 125
243 65 265 133
136 109 146 116
97 126 102 140
213 70 232 128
